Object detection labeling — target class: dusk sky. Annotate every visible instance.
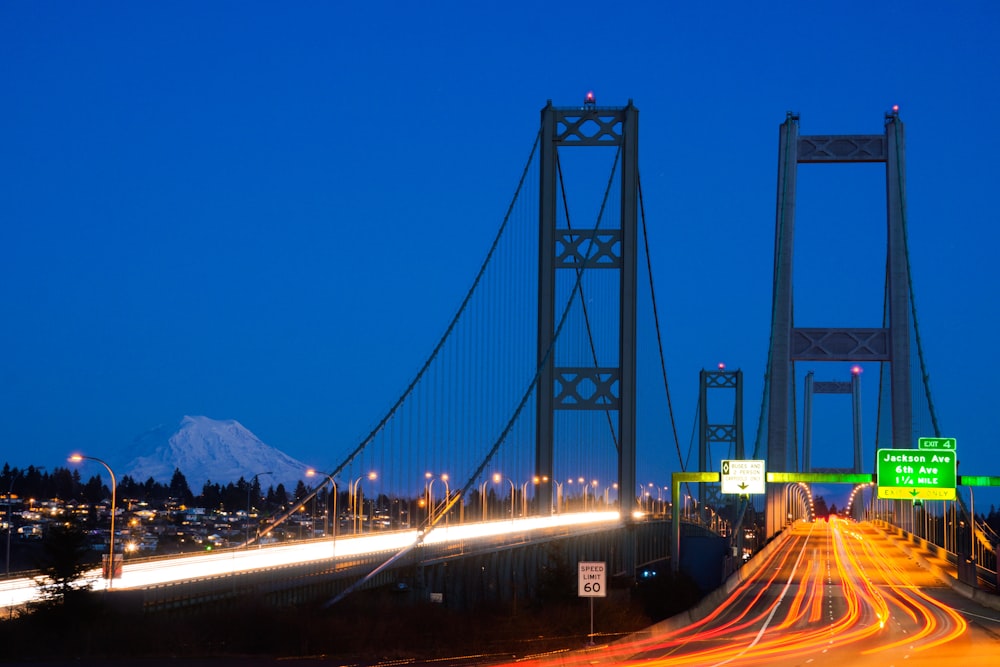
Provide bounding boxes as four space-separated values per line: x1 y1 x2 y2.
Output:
2 3 997 508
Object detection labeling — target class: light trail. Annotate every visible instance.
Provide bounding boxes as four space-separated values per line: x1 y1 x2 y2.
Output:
503 518 996 667
2 511 620 609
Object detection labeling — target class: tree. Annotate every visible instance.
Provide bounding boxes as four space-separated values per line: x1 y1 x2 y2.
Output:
813 496 830 518
82 474 106 505
49 467 78 501
169 468 194 506
200 481 222 509
33 521 94 605
222 481 244 511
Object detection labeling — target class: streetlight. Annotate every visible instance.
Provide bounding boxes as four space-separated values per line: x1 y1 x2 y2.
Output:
425 473 450 526
493 473 514 521
306 469 337 540
246 472 272 548
479 478 491 521
424 473 435 523
602 482 617 508
525 475 547 516
520 480 532 518
69 454 117 587
350 472 376 533
440 474 450 524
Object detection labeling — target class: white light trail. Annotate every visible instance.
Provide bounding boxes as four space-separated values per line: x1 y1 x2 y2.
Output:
2 511 621 609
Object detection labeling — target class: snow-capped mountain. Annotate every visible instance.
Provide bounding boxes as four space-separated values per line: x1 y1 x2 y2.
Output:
122 416 309 490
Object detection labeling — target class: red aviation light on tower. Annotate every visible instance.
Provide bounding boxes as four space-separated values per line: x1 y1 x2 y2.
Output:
718 362 726 371
851 365 862 376
584 91 596 106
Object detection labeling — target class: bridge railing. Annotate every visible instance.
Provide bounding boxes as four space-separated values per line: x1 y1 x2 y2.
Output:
866 497 997 586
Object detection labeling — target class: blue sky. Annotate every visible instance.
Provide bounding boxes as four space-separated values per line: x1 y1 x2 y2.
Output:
2 2 997 508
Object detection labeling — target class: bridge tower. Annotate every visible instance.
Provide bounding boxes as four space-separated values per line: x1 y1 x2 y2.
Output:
802 370 863 475
535 98 639 521
698 367 745 514
765 110 911 537
803 369 865 520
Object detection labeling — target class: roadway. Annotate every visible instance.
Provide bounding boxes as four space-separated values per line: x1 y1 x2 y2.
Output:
506 518 1000 666
1 511 621 610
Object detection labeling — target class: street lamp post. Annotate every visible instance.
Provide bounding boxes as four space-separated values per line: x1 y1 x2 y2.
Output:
306 469 337 541
246 472 272 548
479 479 491 521
424 473 435 524
350 472 376 533
494 474 514 521
424 473 450 526
69 455 117 587
440 474 450 525
350 477 362 533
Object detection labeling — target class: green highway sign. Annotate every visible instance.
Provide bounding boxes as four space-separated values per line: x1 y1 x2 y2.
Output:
917 437 956 451
877 448 956 501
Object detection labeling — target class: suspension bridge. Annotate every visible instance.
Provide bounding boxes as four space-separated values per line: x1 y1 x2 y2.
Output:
270 99 997 584
6 100 1000 647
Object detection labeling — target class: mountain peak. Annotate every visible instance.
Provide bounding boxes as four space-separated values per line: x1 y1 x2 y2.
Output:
123 416 308 490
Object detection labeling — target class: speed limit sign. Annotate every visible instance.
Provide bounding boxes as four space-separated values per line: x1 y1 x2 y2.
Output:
578 561 607 598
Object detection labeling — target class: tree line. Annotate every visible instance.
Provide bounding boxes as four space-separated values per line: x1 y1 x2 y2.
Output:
1 462 308 512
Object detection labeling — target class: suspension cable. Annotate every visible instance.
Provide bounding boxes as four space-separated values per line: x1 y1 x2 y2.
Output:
892 118 942 437
254 131 542 544
323 145 624 606
637 172 684 470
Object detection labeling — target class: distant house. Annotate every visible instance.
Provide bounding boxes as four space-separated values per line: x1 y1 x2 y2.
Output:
182 507 207 523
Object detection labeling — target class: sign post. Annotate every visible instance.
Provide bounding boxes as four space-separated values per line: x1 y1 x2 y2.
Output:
578 561 606 646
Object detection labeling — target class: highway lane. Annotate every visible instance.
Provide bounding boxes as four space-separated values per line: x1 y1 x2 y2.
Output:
509 518 1000 666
